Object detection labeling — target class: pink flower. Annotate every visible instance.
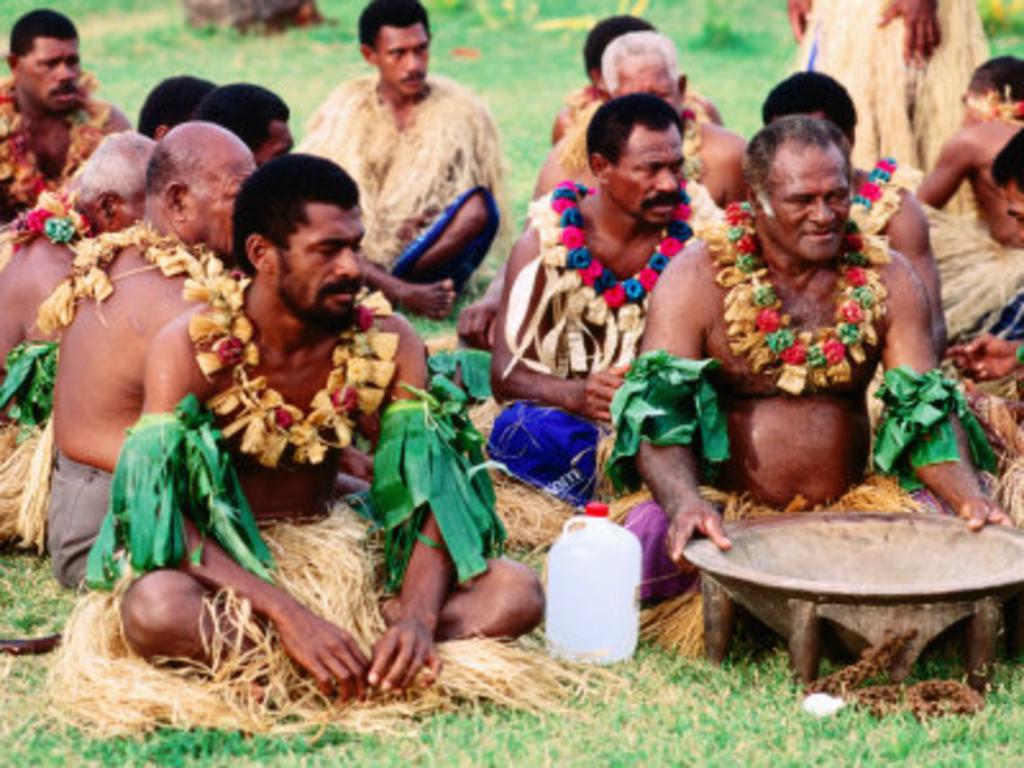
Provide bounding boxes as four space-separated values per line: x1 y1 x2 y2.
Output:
845 267 867 287
25 208 53 234
551 197 575 214
878 159 897 174
736 234 758 255
332 386 359 414
274 408 294 430
561 225 586 250
674 203 692 221
603 283 626 309
215 336 244 367
580 260 604 287
637 268 659 292
555 181 576 192
823 339 846 365
356 304 375 332
860 182 882 201
755 309 781 334
840 302 863 324
660 237 684 257
780 343 806 365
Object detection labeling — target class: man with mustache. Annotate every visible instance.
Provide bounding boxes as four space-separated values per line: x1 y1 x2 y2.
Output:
488 95 698 512
44 122 255 588
610 116 1005 614
301 0 504 320
0 9 131 222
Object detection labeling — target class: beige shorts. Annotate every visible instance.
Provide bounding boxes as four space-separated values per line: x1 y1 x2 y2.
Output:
47 451 111 589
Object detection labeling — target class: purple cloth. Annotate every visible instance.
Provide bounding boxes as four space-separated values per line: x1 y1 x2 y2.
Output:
624 499 698 602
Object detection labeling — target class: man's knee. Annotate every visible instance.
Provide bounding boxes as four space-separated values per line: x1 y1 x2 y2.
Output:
486 558 545 633
455 190 495 237
121 570 205 658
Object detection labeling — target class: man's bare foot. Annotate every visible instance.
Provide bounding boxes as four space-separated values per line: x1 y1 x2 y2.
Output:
399 279 456 319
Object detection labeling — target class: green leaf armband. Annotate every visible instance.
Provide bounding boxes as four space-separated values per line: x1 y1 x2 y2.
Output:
873 366 997 490
86 394 274 590
0 340 58 428
370 376 505 593
605 351 730 492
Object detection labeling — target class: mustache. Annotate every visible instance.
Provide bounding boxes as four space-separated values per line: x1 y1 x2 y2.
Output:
51 84 80 96
401 72 425 84
317 279 361 299
642 190 684 210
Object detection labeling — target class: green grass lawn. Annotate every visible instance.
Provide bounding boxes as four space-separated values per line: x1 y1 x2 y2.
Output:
2 0 1024 764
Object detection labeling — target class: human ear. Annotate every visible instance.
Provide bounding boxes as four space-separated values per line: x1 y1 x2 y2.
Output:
246 234 278 274
590 153 611 183
164 182 190 224
360 43 378 67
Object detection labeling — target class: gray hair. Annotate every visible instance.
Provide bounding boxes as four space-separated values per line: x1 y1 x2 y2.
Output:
74 132 156 205
602 31 678 94
744 115 852 209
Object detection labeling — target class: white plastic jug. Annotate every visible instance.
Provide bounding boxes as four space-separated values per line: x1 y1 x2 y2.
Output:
545 502 642 664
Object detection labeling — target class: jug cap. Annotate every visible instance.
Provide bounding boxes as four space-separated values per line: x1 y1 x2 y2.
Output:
584 502 609 518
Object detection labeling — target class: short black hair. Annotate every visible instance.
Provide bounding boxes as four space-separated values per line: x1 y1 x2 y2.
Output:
762 72 857 139
196 83 290 154
10 9 77 57
993 128 1024 191
358 0 430 47
137 76 216 138
583 15 656 77
969 56 1024 101
587 93 682 165
232 154 360 273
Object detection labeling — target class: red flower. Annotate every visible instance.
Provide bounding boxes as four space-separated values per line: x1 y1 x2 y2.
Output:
1015 102 1024 119
274 408 294 430
780 343 806 365
356 304 375 332
230 269 245 281
845 267 867 287
845 232 864 253
551 197 574 214
674 203 692 221
755 309 781 334
580 260 604 287
561 225 586 250
215 336 245 367
736 234 758 255
859 182 882 201
637 267 659 291
603 283 626 309
823 339 846 365
332 386 359 414
724 204 748 226
660 237 684 257
840 302 863 324
24 208 53 234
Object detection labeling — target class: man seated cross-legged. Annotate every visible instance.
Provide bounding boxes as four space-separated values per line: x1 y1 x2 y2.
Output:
606 117 1006 614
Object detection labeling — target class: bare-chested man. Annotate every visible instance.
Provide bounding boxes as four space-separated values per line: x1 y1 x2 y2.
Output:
137 75 216 140
0 10 130 222
609 118 1004 600
484 96 697 508
83 154 541 699
0 133 155 368
918 57 1024 248
196 83 294 165
46 122 255 588
761 71 946 352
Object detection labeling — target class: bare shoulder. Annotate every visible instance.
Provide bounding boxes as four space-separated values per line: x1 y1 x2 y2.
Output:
143 307 216 412
377 311 425 360
102 102 132 133
650 239 718 314
700 123 746 160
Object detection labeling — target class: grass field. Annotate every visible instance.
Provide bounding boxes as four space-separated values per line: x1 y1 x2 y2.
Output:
2 0 1024 764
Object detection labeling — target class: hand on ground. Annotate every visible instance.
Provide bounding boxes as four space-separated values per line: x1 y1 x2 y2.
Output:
667 502 731 568
399 279 456 319
368 619 442 692
457 298 498 349
274 603 369 703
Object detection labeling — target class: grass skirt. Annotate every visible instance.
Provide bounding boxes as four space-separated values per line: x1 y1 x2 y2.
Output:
608 477 922 658
0 418 53 552
48 505 596 736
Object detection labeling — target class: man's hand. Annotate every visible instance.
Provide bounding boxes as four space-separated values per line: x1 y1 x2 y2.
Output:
398 279 456 319
273 602 369 702
667 501 732 567
787 0 813 42
947 334 1020 381
457 297 499 350
338 446 374 483
396 211 437 246
959 497 1012 531
575 365 628 422
879 0 940 65
368 618 442 692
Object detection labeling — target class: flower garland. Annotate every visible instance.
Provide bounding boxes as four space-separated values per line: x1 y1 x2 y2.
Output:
681 108 703 184
712 202 889 395
9 190 91 247
849 157 923 237
965 89 1024 125
551 179 694 308
36 222 219 335
0 73 110 213
188 271 400 468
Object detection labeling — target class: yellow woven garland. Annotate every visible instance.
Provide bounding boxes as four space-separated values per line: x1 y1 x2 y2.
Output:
187 273 400 468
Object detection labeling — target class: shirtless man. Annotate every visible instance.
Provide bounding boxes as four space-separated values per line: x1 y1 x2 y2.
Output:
47 123 255 588
90 154 541 697
301 0 503 319
616 117 1004 576
0 133 155 366
486 96 695 507
918 57 1024 248
196 83 294 164
1 10 130 222
137 75 216 140
761 71 945 352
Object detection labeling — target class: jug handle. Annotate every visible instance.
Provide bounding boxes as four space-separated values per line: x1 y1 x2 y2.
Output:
561 516 594 535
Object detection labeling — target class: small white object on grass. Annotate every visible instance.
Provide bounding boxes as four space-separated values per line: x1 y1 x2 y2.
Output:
802 692 846 718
